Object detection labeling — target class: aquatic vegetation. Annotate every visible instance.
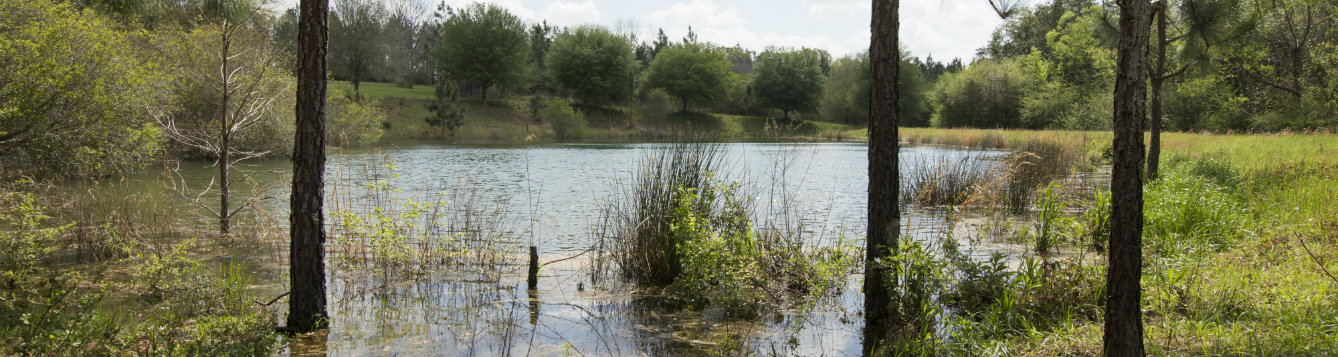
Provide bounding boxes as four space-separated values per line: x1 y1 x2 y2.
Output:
0 182 279 356
596 141 857 316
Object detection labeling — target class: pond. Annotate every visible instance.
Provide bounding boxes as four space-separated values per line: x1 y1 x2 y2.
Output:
127 141 1016 356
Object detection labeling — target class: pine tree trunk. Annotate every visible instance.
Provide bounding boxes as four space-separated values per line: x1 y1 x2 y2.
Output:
1106 0 1150 355
865 0 900 350
1148 8 1167 180
219 25 232 235
289 0 330 333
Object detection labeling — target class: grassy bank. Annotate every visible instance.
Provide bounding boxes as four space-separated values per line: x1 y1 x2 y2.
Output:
331 81 866 143
874 130 1338 356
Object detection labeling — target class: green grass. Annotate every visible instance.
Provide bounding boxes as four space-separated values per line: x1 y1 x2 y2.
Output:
331 80 435 100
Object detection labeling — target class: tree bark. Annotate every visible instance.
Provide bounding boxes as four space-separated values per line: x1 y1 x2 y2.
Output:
1106 0 1150 355
220 21 232 235
353 78 361 101
865 0 900 351
289 0 330 333
1148 4 1166 180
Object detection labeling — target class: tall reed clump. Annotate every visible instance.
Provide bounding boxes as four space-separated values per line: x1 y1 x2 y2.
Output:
1002 137 1084 213
900 151 1004 206
600 141 728 286
595 140 856 313
328 155 511 281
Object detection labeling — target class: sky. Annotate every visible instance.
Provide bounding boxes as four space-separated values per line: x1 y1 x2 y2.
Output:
279 0 1009 61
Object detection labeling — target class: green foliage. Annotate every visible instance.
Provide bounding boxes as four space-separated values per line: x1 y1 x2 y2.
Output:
1144 161 1253 257
1079 190 1111 253
548 25 636 105
878 240 948 331
1165 73 1251 131
435 2 529 102
0 189 70 285
155 22 296 159
931 59 1034 128
540 97 586 141
981 0 1100 59
635 89 673 126
1043 9 1115 88
669 186 763 310
0 183 277 356
327 94 387 146
820 54 870 125
750 47 825 119
643 42 736 112
1027 184 1074 256
426 80 466 137
330 0 388 96
0 0 162 177
820 52 931 126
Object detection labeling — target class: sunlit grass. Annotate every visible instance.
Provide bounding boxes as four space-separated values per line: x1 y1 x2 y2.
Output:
331 80 435 100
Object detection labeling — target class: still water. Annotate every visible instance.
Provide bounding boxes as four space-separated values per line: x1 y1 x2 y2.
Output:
146 141 1010 356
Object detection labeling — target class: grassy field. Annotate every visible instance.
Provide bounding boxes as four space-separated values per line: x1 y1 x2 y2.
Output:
331 81 435 100
880 129 1338 356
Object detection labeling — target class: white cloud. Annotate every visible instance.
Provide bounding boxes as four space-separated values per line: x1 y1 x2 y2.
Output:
434 0 537 22
644 0 846 54
541 1 602 27
898 0 1003 60
806 0 867 17
647 0 746 29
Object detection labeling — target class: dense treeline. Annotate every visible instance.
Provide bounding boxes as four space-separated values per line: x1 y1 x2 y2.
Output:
1 0 388 178
4 0 1334 176
303 0 1333 133
963 0 1336 131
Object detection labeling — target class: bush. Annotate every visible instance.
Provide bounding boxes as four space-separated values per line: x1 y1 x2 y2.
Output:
931 59 1034 129
668 186 764 311
541 98 586 141
598 142 855 313
0 0 163 177
635 89 673 126
0 183 278 356
1165 73 1251 131
327 94 387 146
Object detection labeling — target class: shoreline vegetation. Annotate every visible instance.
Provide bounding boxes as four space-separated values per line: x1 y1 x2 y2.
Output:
6 120 1336 355
4 0 1335 352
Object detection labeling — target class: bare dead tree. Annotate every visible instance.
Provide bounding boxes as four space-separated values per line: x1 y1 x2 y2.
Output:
152 0 288 234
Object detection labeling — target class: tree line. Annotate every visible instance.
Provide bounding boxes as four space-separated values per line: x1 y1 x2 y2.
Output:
296 0 1332 136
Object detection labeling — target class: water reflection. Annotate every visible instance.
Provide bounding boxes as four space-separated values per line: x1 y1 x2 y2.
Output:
116 142 1017 356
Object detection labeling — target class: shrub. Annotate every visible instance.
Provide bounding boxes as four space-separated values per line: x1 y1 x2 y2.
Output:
541 98 586 141
0 0 163 177
598 141 855 313
931 59 1033 129
327 93 387 146
668 186 763 311
1165 73 1250 131
635 89 673 126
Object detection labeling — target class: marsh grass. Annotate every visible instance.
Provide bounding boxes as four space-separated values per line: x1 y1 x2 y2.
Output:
891 132 1338 356
327 154 514 282
0 178 281 356
900 151 1002 206
596 139 729 286
594 138 857 316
